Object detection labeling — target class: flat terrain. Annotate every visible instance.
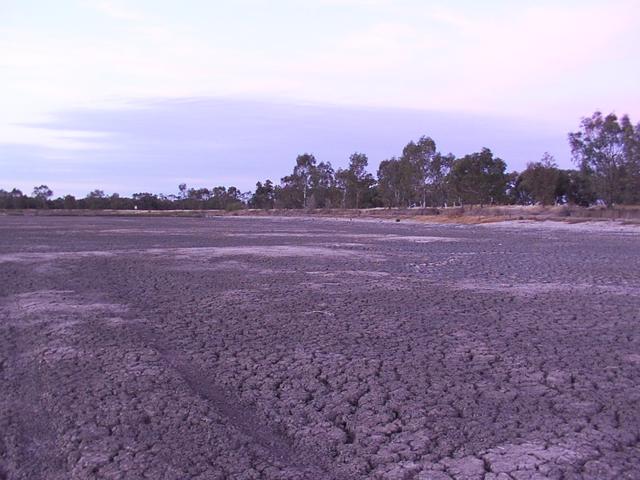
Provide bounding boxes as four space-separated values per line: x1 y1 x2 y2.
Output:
1 216 639 480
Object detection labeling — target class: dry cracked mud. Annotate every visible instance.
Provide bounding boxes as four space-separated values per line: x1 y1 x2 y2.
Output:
1 216 639 480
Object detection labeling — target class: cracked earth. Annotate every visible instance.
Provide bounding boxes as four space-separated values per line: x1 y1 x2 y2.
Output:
1 216 639 480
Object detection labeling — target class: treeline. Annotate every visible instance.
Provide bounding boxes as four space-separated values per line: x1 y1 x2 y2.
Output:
2 112 639 211
0 186 247 211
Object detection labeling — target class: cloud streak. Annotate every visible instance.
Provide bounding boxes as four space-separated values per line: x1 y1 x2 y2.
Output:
2 98 568 196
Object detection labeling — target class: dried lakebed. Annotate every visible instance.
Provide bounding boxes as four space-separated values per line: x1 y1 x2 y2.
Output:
0 216 639 480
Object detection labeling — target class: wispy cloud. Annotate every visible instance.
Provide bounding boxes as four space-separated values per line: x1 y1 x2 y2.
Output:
1 98 568 195
0 124 112 151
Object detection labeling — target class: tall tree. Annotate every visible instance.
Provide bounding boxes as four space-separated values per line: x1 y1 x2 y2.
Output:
569 112 630 206
621 115 640 204
178 183 188 200
250 180 276 209
280 153 317 208
32 185 53 208
308 161 336 208
209 186 243 210
63 194 77 209
293 153 316 208
336 153 375 208
85 189 107 209
559 169 596 206
401 136 436 207
377 157 416 207
448 148 508 206
516 153 563 205
428 152 455 207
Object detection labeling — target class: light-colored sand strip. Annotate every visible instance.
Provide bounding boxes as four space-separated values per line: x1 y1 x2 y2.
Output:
480 219 640 234
455 280 640 296
0 245 382 263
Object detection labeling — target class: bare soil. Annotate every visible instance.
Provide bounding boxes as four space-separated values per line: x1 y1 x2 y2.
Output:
1 216 639 479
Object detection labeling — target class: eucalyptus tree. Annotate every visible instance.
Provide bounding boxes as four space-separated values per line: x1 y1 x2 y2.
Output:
401 136 436 207
569 112 638 206
517 153 563 205
250 180 276 209
336 152 375 208
32 185 53 208
280 153 317 208
448 148 508 206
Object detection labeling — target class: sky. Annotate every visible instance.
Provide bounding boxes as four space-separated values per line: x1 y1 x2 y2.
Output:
1 0 639 197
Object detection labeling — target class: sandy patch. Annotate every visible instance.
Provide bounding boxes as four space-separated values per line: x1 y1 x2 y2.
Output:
227 232 459 243
99 228 192 235
481 219 640 234
3 290 129 363
306 270 391 278
0 245 382 265
9 290 126 315
455 280 640 296
0 251 115 264
144 245 380 260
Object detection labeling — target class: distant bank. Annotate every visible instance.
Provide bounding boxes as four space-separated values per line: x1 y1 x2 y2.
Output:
3 205 640 225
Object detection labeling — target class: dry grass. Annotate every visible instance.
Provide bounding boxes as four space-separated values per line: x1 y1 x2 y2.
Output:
3 205 640 225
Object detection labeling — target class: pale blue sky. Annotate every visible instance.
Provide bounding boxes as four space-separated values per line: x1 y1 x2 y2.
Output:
1 0 639 196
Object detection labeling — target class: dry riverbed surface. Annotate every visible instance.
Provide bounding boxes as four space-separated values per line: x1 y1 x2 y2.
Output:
0 216 639 480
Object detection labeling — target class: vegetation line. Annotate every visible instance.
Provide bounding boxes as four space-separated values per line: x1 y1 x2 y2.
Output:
2 112 638 211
